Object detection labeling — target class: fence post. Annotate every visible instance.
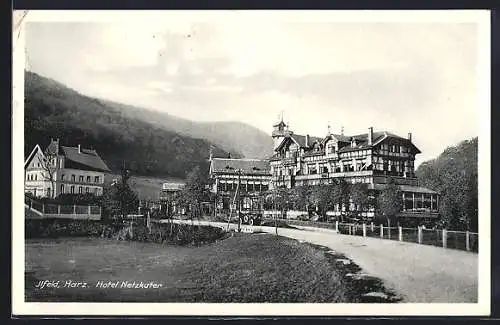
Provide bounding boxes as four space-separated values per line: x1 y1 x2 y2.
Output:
88 205 91 215
442 229 447 248
335 221 339 233
363 223 367 237
371 222 374 232
466 230 470 251
398 226 403 242
418 226 422 244
73 205 76 214
58 205 61 214
42 204 45 214
380 224 383 238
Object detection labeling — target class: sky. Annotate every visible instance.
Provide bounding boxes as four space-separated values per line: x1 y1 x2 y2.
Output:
23 12 482 166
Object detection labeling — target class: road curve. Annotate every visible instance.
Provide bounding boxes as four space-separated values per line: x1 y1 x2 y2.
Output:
164 219 478 303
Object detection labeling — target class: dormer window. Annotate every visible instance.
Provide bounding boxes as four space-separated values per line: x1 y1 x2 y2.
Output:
351 138 357 148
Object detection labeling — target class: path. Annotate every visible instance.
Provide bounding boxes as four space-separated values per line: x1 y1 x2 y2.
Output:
165 219 478 303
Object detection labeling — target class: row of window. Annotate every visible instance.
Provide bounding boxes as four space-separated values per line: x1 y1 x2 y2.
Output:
26 172 101 183
26 173 39 181
297 177 372 186
380 144 410 153
339 150 371 158
61 174 100 183
60 184 101 195
217 183 269 192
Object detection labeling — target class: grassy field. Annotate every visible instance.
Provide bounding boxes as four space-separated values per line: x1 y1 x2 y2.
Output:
25 234 399 303
104 174 184 201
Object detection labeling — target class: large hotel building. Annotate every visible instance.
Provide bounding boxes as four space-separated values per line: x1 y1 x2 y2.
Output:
209 118 439 221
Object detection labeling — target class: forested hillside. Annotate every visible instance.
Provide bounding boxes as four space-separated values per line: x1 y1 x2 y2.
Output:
100 100 274 159
416 137 478 231
24 71 236 178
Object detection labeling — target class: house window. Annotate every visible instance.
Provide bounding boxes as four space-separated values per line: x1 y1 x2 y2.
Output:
34 174 37 181
60 184 65 194
70 186 75 194
59 158 64 168
86 187 90 193
87 176 91 183
61 174 65 181
79 186 83 194
71 175 76 182
94 176 100 183
79 175 84 182
94 188 99 195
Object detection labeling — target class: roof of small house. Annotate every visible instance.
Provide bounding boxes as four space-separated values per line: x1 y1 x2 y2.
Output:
162 182 186 191
210 158 271 176
59 146 111 172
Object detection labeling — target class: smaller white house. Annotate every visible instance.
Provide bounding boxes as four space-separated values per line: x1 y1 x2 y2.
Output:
24 139 111 198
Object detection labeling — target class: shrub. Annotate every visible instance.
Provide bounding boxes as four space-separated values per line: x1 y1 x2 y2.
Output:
25 219 226 246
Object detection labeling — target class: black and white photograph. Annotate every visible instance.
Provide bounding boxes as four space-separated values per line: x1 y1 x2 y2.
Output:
12 10 491 316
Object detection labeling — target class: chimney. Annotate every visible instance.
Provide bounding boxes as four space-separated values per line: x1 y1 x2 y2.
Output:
305 134 310 147
408 132 412 142
78 144 81 154
368 127 373 145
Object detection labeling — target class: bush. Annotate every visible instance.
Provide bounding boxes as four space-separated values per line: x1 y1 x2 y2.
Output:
25 219 226 246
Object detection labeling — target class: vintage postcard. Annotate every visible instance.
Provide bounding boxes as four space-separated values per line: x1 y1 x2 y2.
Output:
12 10 491 316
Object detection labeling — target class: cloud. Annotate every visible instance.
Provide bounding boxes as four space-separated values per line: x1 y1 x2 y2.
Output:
24 20 479 165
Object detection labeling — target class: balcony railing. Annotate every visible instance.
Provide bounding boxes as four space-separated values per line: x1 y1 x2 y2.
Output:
294 170 373 181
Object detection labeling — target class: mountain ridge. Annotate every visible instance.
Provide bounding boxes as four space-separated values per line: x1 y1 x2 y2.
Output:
98 99 274 159
24 71 240 179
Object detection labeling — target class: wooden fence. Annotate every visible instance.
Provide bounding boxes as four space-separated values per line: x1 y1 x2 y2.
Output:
335 221 478 253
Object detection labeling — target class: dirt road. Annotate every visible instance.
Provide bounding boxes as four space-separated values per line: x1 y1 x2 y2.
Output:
167 220 478 303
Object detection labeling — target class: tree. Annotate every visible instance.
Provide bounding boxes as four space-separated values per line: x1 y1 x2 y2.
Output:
289 185 312 212
350 183 370 220
275 187 291 218
37 150 57 198
310 185 332 218
101 168 138 221
176 166 210 222
331 179 350 221
377 177 403 226
416 138 478 231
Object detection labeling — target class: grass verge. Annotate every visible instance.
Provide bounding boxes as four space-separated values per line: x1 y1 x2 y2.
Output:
25 233 399 303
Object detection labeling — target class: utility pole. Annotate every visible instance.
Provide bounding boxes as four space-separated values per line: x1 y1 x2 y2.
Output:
237 169 242 233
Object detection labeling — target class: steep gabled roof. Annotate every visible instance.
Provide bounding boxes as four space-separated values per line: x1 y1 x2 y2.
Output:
275 133 322 152
60 146 111 172
334 131 421 154
291 134 322 148
24 144 43 169
211 158 271 176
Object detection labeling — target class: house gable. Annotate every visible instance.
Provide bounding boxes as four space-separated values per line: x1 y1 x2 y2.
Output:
374 135 421 154
275 136 296 153
24 145 45 170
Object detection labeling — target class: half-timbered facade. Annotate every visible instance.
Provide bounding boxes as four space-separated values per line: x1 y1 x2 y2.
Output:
270 120 439 220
